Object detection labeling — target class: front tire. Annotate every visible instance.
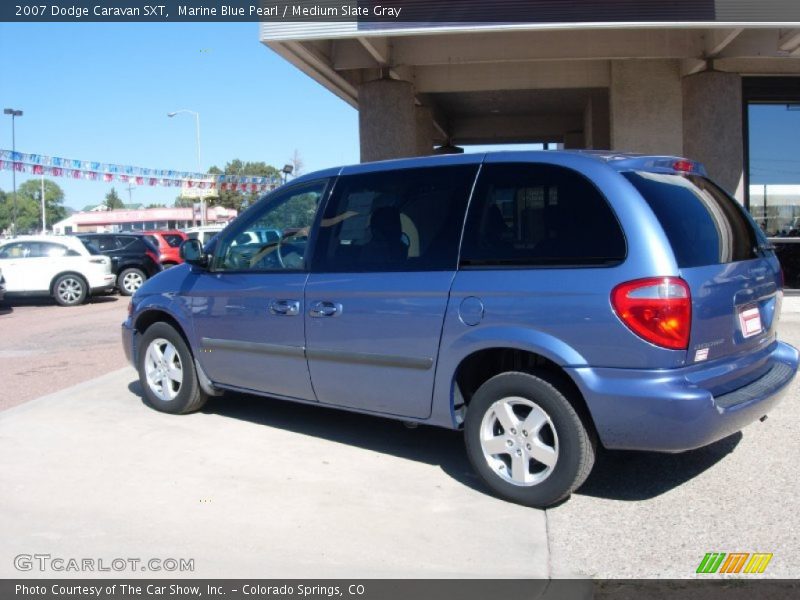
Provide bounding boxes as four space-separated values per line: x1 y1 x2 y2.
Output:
464 371 595 508
138 322 208 414
53 274 88 306
118 268 145 296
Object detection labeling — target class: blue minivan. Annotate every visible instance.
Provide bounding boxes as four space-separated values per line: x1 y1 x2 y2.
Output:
122 151 798 507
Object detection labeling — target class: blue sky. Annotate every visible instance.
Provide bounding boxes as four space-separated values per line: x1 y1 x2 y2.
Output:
0 22 361 210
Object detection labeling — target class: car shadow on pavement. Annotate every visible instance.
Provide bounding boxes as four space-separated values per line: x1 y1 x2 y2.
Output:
127 381 488 494
1 295 120 308
0 304 12 316
575 432 742 502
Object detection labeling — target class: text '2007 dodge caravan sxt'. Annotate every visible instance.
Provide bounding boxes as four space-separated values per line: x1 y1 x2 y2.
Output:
121 151 798 507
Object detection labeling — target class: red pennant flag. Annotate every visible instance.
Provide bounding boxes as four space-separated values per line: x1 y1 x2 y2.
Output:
136 177 144 185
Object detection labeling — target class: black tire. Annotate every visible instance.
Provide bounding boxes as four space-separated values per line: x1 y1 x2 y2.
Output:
464 371 595 508
138 322 208 414
52 273 88 306
118 267 146 296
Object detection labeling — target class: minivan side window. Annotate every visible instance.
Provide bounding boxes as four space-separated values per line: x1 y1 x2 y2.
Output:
212 180 328 272
461 163 626 267
312 165 479 272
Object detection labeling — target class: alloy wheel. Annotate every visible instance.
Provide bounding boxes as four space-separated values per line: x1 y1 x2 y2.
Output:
479 396 559 486
144 338 184 402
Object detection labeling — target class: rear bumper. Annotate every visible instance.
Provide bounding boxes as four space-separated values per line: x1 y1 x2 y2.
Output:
568 341 799 452
89 273 116 292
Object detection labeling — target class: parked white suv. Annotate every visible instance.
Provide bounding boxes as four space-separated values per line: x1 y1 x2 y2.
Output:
0 235 115 306
182 225 225 245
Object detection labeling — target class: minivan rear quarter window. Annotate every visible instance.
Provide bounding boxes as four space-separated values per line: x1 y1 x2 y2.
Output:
461 163 626 266
623 171 759 268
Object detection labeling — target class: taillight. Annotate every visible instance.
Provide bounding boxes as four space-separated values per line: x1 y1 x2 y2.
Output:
146 250 159 264
611 277 691 350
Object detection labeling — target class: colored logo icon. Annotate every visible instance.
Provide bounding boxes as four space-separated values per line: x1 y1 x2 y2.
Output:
697 552 773 574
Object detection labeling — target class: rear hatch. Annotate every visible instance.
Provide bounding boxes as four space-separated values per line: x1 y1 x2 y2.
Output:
623 170 781 373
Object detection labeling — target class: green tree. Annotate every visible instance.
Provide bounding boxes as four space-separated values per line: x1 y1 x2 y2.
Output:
11 179 68 233
207 160 281 212
104 187 125 210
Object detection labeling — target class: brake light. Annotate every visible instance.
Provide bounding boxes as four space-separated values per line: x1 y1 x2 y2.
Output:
611 277 691 350
672 160 694 173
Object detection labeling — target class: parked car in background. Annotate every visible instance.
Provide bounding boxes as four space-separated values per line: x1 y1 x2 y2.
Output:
123 151 798 508
0 235 114 306
141 230 188 267
182 225 225 246
0 266 5 303
77 233 162 296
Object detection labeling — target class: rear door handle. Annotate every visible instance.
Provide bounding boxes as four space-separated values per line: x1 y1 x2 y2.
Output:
309 301 343 318
269 299 300 316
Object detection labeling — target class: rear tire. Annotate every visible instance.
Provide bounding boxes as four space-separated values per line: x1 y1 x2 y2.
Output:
464 371 595 508
138 322 208 414
118 268 145 296
53 274 88 306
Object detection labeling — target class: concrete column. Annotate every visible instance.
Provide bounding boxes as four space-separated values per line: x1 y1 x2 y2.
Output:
359 79 417 163
610 60 683 155
683 71 744 200
583 93 610 150
414 105 435 156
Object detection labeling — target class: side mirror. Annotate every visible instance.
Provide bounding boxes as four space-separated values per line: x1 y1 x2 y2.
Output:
180 238 208 268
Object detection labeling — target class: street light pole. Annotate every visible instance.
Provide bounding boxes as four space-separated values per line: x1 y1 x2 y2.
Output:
168 109 204 226
3 108 23 235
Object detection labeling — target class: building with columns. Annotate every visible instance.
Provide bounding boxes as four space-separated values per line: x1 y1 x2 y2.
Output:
261 17 800 211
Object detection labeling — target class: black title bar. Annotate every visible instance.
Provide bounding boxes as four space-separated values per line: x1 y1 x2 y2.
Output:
2 1 800 23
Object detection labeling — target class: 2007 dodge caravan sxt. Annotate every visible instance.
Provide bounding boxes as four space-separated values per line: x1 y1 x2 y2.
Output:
121 151 798 507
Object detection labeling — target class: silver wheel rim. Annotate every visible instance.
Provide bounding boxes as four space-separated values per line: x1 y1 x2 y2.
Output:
480 396 559 487
122 271 143 293
144 338 183 402
57 277 83 304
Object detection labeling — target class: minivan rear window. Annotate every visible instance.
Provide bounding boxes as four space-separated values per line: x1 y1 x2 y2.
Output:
623 172 759 268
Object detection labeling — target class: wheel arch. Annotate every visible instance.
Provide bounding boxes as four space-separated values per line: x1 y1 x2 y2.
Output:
451 346 597 440
49 271 88 295
133 308 192 362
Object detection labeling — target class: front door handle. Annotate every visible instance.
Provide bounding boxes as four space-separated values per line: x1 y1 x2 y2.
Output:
269 299 300 316
309 301 343 318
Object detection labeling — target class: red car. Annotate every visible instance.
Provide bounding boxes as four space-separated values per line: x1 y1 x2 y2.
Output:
142 230 188 268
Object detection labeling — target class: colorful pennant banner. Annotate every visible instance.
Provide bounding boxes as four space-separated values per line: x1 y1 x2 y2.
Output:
0 149 282 193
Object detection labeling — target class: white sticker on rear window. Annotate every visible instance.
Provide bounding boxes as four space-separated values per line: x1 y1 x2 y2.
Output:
694 348 709 362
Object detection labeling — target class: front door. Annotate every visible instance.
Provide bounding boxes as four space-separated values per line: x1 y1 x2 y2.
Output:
305 163 479 418
187 179 329 400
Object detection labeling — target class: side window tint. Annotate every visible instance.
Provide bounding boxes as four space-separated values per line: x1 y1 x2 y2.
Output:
115 236 134 250
313 165 478 272
0 243 28 259
461 163 626 266
40 243 68 257
213 180 328 272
